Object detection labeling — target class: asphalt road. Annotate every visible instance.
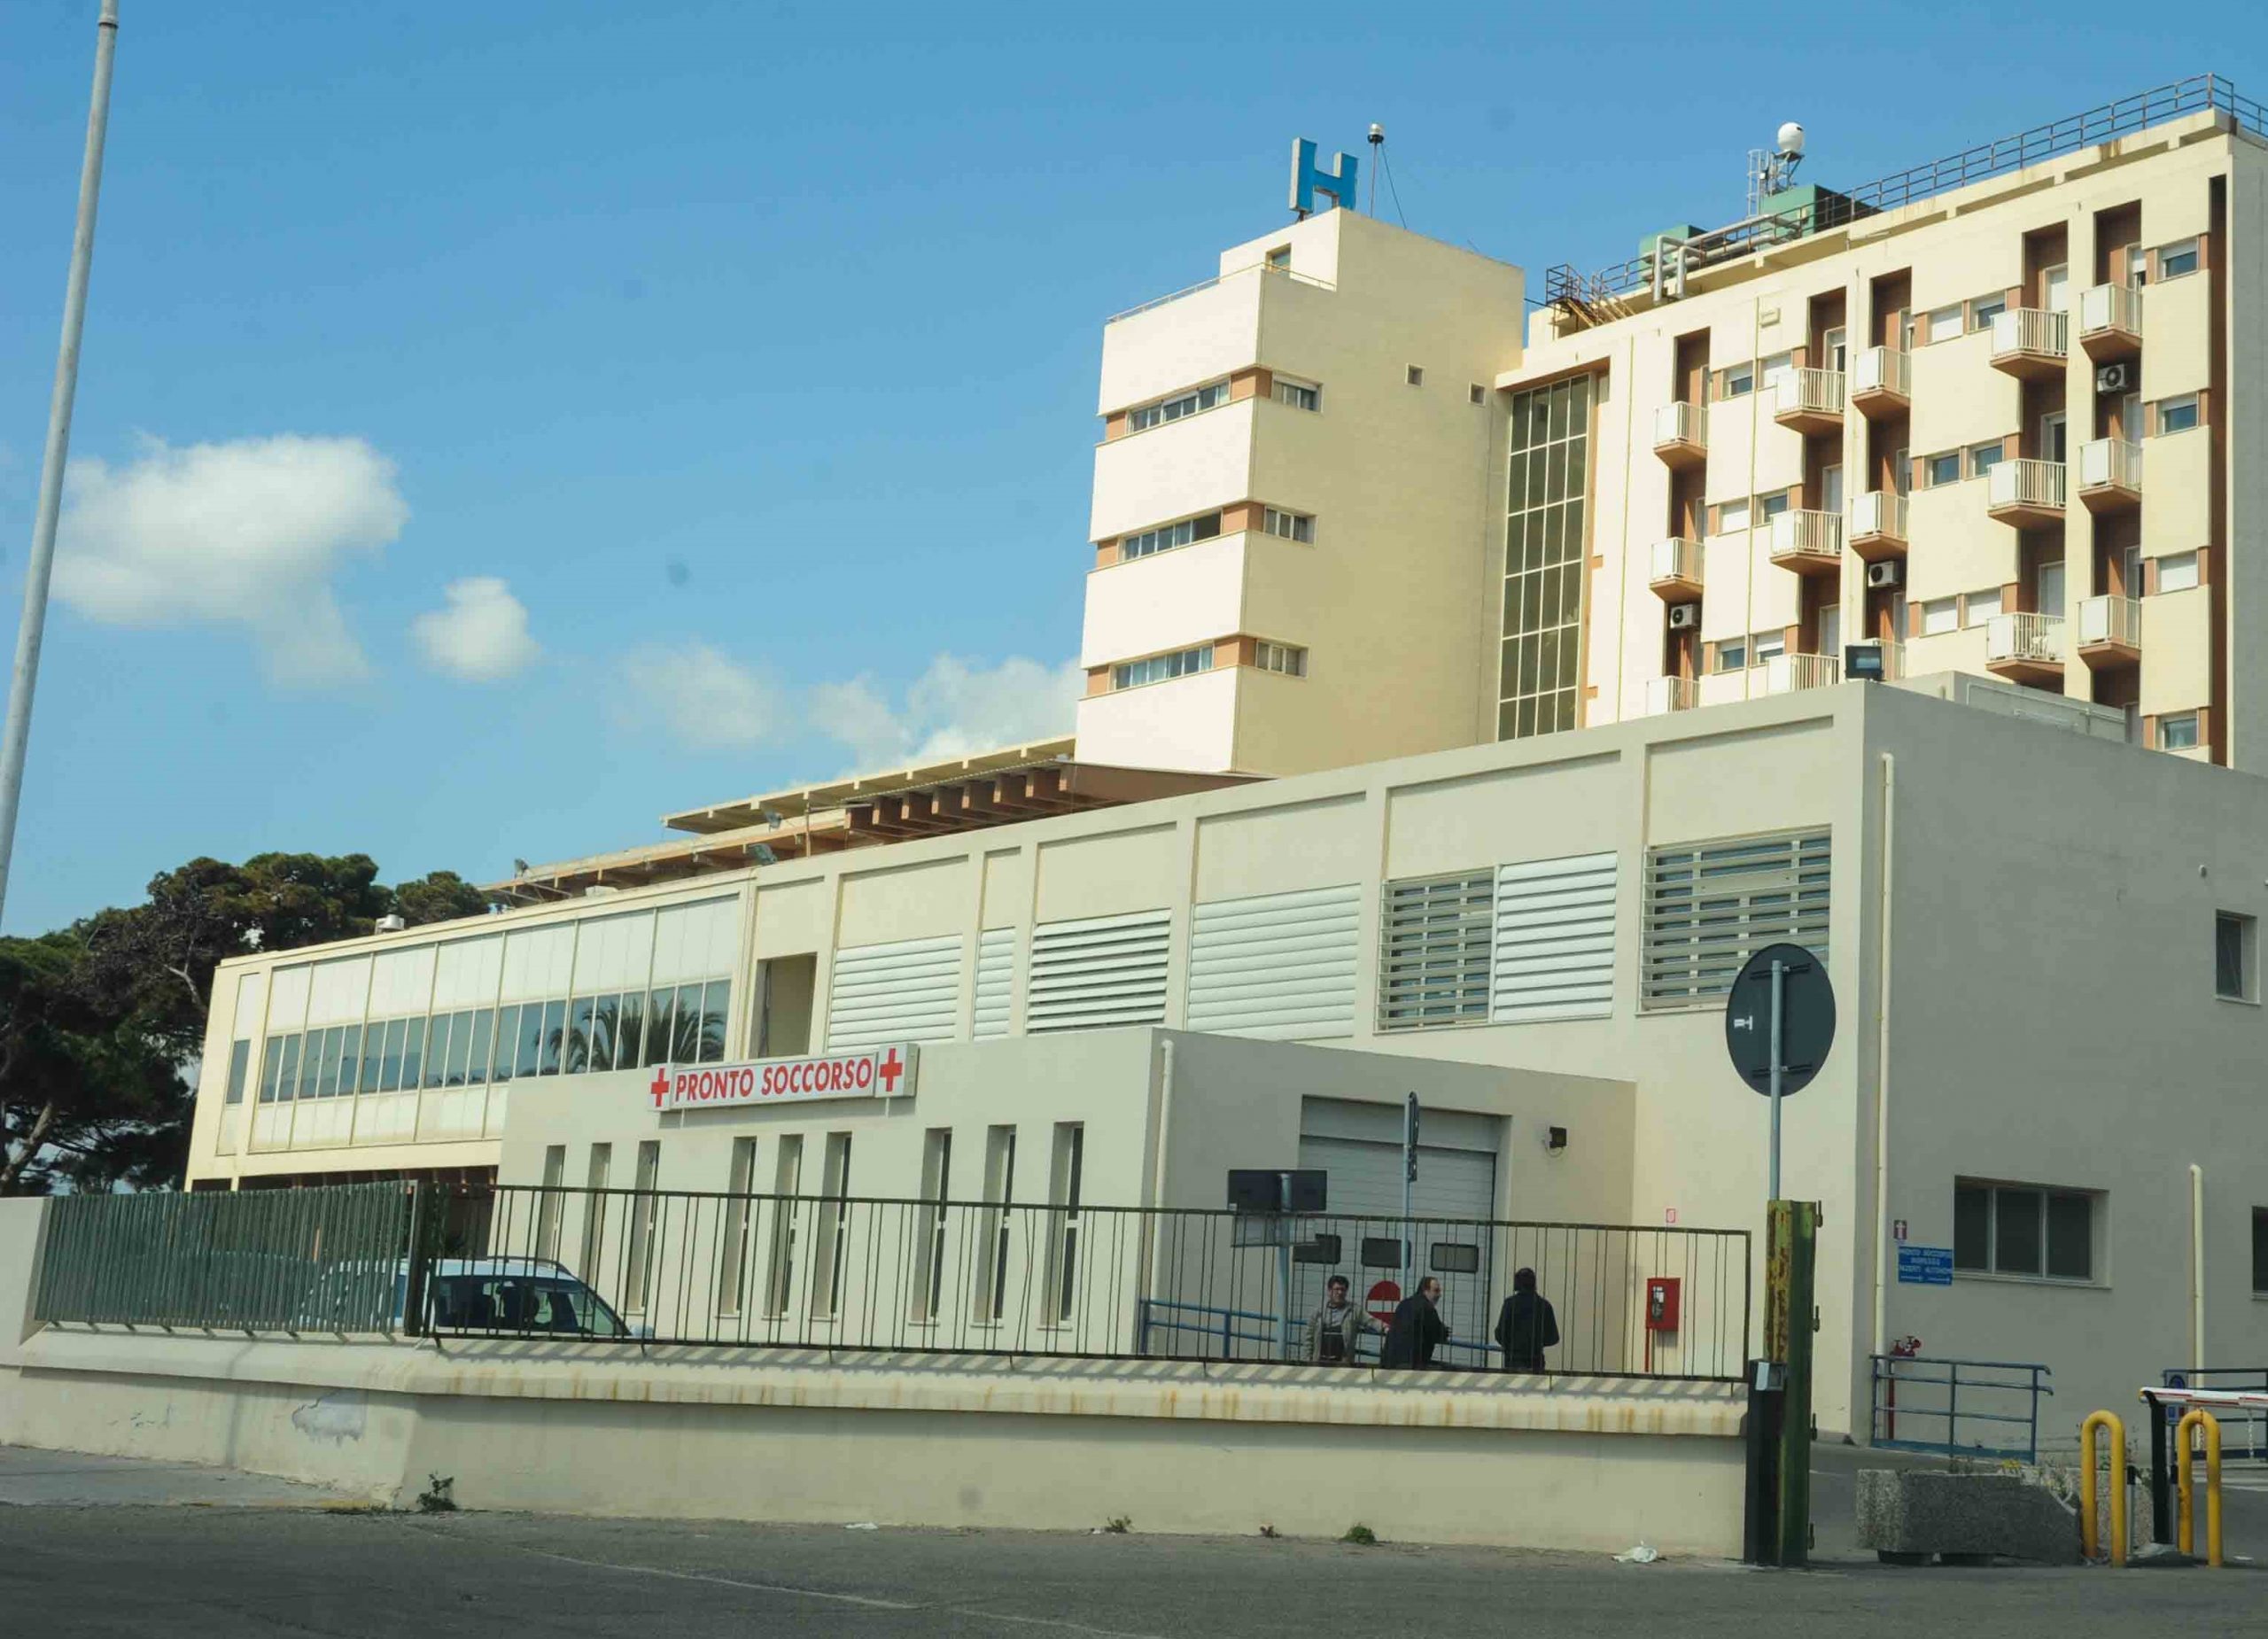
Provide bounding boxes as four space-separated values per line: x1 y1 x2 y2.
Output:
5 1498 2266 1638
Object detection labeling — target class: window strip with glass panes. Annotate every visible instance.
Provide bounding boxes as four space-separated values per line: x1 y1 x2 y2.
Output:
1500 375 1590 742
1112 644 1215 690
1127 379 1228 431
1253 641 1306 677
1121 511 1222 562
1262 507 1314 543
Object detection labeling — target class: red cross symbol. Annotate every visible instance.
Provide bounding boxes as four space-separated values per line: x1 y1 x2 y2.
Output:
649 1066 671 1109
877 1047 905 1094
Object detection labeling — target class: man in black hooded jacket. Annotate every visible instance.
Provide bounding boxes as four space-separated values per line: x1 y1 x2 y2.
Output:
1379 1277 1449 1368
1494 1266 1559 1372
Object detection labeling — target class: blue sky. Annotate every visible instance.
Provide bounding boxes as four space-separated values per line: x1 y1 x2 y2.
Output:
0 3 2253 932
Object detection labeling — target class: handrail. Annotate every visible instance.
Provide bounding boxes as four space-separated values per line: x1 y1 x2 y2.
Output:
2079 437 2142 493
1849 492 1907 541
1106 260 1335 325
1992 307 2070 359
1775 368 1845 416
1852 346 1910 401
1871 1354 2052 1462
1649 537 1704 583
1653 400 1707 447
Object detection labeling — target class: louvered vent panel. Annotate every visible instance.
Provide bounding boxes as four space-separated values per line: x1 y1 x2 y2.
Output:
1186 884 1360 1039
1027 910 1171 1034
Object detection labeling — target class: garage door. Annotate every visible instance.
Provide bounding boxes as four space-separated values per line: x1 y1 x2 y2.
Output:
1293 1099 1500 1358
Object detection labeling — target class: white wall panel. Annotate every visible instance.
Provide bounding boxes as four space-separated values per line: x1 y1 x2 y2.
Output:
501 923 574 1002
654 898 737 983
1185 884 1359 1039
973 928 1015 1040
431 935 503 1010
230 972 267 1039
571 910 657 994
268 966 312 1033
1491 852 1618 1023
369 945 437 1018
825 934 963 1049
304 957 369 1028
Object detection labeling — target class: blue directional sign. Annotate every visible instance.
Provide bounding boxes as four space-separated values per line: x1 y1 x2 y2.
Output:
1896 1245 1953 1286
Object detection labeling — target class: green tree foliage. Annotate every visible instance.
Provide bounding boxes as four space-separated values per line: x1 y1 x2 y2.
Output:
0 852 488 1194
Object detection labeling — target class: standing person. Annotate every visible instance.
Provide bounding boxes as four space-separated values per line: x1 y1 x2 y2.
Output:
1494 1266 1559 1373
1303 1274 1382 1364
1379 1276 1450 1368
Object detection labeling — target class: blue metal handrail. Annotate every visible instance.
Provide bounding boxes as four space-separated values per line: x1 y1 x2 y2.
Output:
1871 1354 2052 1462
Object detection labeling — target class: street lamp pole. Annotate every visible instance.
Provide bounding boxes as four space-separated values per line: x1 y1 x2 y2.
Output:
0 0 121 928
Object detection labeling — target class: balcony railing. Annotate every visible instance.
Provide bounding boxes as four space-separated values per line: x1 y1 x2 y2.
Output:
2078 282 2143 359
1653 400 1708 467
2078 437 2142 509
1850 346 1911 415
1645 675 1697 715
2077 594 2142 663
1767 509 1845 574
1773 368 1846 434
1847 492 1909 560
1105 259 1335 325
1985 611 2065 679
1763 653 1840 694
1989 308 2069 378
1648 537 1705 600
1987 458 2067 525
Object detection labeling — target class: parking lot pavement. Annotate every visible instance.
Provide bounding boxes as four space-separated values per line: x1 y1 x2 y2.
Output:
0 1444 360 1509
4 1501 2266 1638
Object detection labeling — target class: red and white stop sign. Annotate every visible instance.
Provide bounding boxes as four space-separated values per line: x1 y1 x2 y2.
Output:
1367 1279 1401 1324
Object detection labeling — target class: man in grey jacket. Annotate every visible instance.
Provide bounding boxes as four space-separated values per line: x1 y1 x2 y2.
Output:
1304 1275 1383 1363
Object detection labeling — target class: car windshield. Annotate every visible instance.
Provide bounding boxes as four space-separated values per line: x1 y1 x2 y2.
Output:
429 1273 627 1337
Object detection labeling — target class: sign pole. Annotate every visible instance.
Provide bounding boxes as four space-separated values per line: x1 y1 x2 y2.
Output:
1401 1093 1418 1295
1767 959 1786 1203
1277 1170 1294 1359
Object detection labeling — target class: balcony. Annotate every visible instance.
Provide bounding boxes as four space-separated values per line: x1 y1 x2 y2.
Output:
1846 492 1908 563
2076 594 2141 670
1850 346 1910 418
2078 282 2143 362
1653 401 1708 470
2077 438 2141 513
1986 458 2067 528
1762 652 1840 695
1648 537 1705 602
1645 675 1697 715
1767 509 1844 577
1984 611 2065 687
1989 308 2069 381
1772 369 1846 436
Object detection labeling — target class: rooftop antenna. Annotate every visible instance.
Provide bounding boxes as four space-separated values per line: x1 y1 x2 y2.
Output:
1367 123 1384 214
1746 120 1806 216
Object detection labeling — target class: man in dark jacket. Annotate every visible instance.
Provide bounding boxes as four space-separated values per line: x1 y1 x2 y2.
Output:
1379 1277 1450 1368
1494 1266 1559 1373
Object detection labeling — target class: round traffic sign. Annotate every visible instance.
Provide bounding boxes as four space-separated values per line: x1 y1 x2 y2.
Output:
1366 1279 1401 1325
1723 942 1836 1097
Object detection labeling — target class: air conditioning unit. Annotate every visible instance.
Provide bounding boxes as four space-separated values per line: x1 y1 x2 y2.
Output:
1667 602 1701 630
1865 559 1903 589
2094 361 2131 395
375 913 407 934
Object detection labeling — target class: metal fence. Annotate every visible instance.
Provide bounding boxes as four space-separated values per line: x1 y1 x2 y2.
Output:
33 1183 415 1332
1870 1354 2054 1462
29 1182 1751 1379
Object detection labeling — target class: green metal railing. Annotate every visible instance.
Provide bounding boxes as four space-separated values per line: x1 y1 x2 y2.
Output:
34 1183 415 1333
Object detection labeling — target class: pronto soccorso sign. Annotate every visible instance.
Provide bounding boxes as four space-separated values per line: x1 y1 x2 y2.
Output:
648 1045 916 1114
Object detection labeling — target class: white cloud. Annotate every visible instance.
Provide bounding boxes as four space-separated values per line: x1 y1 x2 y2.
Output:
808 654 1083 770
411 576 540 681
53 434 406 686
618 641 784 750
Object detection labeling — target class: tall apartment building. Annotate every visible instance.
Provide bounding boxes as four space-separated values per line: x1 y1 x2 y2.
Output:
1083 83 2268 775
1075 209 1526 775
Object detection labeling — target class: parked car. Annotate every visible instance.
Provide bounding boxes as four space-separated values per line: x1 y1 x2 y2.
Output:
295 1257 633 1338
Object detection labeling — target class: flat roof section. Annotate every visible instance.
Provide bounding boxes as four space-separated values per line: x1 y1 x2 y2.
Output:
663 736 1082 833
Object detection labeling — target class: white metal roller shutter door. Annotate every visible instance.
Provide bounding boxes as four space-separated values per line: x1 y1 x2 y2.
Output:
1293 1124 1498 1355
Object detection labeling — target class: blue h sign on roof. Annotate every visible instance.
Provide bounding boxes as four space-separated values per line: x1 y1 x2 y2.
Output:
1289 138 1358 217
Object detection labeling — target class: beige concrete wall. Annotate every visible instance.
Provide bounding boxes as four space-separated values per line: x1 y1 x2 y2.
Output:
2228 144 2268 770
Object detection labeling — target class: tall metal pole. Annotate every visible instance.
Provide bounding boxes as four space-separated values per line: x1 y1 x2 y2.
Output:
1401 1092 1418 1294
0 0 120 928
1767 959 1786 1201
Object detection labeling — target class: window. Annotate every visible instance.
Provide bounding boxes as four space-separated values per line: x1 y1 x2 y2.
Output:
1953 1181 2095 1281
1469 383 1487 406
2157 550 2201 593
1500 375 1589 741
2255 1208 2268 1296
622 1140 662 1311
1722 361 1755 398
1714 640 1747 672
1759 353 1795 393
1925 450 1962 487
912 1129 953 1323
2160 237 2201 279
1964 587 2003 627
538 1145 567 1264
718 1137 757 1315
1969 442 2006 479
1406 365 1425 386
812 1131 853 1319
224 1040 251 1106
1272 377 1321 412
1928 305 1965 344
1719 498 1751 533
2162 711 2202 753
1642 830 1832 1009
1758 490 1790 522
975 1125 1017 1324
1262 507 1314 543
1969 293 2008 330
1919 597 1958 637
1127 379 1228 431
1265 245 1291 270
1048 1122 1085 1321
2158 393 2201 435
1121 511 1222 562
1378 871 1495 1030
2216 912 2254 1000
1751 630 1786 663
2130 244 2150 285
1112 644 1215 690
1253 641 1307 677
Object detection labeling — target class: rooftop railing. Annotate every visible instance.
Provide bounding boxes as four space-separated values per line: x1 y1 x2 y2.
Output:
1106 260 1336 326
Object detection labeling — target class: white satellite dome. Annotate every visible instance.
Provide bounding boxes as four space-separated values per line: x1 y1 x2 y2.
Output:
1777 121 1806 159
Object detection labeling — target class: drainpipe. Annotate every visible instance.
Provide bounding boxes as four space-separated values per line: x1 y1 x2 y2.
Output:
1140 1038 1177 1301
1871 752 1896 1360
2192 1162 2206 1371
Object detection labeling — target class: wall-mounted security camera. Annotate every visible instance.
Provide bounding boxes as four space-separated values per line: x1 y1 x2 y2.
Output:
1545 1125 1568 1155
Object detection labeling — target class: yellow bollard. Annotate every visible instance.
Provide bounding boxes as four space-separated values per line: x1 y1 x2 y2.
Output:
2080 1410 2128 1565
2176 1409 2224 1567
